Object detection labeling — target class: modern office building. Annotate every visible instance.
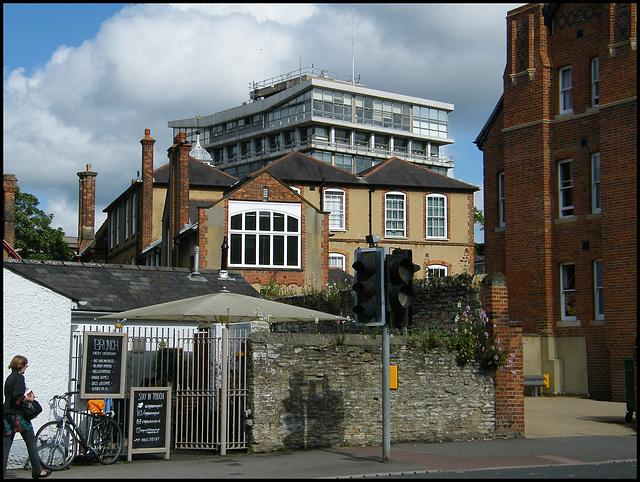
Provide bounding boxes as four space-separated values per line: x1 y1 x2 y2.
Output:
168 67 455 179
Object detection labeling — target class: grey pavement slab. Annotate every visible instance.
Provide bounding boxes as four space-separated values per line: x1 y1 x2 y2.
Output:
5 396 637 479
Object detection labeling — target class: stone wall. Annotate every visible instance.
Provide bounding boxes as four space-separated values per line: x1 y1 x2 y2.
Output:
247 333 495 452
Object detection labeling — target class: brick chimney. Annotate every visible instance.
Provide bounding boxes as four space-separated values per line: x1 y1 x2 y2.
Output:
77 164 98 254
140 128 155 252
3 174 18 253
166 131 191 265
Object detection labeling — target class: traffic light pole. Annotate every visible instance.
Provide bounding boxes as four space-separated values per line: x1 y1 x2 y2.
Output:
382 321 391 463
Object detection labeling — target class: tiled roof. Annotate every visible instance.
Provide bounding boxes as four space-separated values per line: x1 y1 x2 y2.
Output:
153 157 238 187
249 151 361 185
361 157 478 192
4 259 259 312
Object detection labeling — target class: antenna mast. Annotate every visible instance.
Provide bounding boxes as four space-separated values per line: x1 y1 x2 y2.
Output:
352 4 355 85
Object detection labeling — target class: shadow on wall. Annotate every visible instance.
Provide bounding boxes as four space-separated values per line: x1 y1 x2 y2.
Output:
282 371 345 450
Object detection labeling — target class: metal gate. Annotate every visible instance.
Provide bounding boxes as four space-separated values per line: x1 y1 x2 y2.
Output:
70 324 249 452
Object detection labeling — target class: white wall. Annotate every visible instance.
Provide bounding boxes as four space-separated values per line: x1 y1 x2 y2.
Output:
3 268 73 470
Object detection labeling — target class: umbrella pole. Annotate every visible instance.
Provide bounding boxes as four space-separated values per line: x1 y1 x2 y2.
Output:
220 327 228 456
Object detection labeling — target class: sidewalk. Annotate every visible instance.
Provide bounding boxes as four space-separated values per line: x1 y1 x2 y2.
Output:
5 396 636 479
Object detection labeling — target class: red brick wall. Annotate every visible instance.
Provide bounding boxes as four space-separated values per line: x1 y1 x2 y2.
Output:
481 3 636 401
221 172 329 290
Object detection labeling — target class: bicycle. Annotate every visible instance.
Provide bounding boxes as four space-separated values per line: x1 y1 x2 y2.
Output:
35 391 124 471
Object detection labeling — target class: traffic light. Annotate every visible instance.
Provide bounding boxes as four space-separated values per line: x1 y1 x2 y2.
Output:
386 249 420 328
352 247 386 326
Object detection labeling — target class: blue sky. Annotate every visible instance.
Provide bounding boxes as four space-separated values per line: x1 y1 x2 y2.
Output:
4 3 522 240
3 4 127 73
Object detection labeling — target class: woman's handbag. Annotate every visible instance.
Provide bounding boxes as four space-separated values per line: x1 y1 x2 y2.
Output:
19 399 43 421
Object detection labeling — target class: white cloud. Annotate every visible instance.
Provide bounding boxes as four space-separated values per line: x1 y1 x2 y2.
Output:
3 3 519 238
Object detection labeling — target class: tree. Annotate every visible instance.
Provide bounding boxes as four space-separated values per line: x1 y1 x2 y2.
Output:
14 188 75 261
473 207 484 231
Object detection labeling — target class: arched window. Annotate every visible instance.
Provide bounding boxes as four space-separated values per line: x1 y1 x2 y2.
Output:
228 201 301 268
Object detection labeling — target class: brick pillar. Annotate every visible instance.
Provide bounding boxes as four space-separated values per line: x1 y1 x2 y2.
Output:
480 272 524 438
140 128 155 252
3 174 18 254
77 164 98 254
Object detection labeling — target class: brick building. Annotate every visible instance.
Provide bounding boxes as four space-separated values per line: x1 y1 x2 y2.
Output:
475 3 636 401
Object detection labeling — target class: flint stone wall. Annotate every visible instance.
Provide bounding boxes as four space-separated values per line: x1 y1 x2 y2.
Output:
247 333 495 452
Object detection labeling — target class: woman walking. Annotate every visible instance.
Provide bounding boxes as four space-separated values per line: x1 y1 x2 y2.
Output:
3 355 51 479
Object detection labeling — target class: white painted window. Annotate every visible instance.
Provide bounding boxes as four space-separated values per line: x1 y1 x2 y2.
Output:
427 265 447 278
591 57 599 107
498 172 505 227
324 189 345 230
560 66 573 113
329 253 346 270
125 199 130 240
131 193 137 236
594 259 604 320
591 153 601 214
228 201 301 268
385 192 406 237
426 194 447 239
560 263 576 321
558 160 574 217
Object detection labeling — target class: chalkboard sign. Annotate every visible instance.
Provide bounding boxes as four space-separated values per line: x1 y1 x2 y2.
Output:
127 387 171 461
80 332 127 399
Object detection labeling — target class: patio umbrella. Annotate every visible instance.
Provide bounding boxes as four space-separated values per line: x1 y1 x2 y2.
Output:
99 291 343 326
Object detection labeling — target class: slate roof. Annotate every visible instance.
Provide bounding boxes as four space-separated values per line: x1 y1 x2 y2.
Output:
250 152 478 192
153 157 238 187
249 151 361 185
361 157 478 192
4 259 259 313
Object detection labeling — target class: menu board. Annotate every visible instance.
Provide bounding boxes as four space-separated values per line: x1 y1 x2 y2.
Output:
127 387 171 461
80 332 127 399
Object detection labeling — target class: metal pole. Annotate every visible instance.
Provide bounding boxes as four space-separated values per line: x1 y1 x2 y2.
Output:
220 327 228 456
382 321 390 462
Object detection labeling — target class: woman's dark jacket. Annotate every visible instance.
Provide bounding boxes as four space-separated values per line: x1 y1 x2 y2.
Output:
3 369 26 416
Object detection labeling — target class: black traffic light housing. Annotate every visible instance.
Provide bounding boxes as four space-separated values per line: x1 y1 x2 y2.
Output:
386 249 420 328
352 247 386 327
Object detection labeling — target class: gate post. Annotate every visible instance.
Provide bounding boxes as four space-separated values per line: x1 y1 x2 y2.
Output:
220 327 228 455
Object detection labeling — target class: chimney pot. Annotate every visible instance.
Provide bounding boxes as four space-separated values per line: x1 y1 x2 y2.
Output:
86 163 91 171
145 128 150 138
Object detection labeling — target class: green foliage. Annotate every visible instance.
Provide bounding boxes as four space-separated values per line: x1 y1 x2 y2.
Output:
473 207 484 231
14 188 74 261
406 303 508 373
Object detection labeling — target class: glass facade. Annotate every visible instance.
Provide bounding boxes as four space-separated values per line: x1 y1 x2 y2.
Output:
170 76 454 178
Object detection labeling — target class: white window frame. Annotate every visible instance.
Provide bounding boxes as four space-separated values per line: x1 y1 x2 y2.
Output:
560 66 573 113
109 214 115 249
115 207 120 246
329 253 346 271
593 259 604 320
591 153 601 214
498 172 505 227
560 263 577 322
591 57 599 107
125 199 130 240
426 194 448 239
324 189 345 231
227 200 301 269
385 192 406 238
558 159 574 218
131 193 137 236
427 264 448 278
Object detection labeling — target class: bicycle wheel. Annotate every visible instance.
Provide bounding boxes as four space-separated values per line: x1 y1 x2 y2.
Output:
36 421 77 471
91 417 124 464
